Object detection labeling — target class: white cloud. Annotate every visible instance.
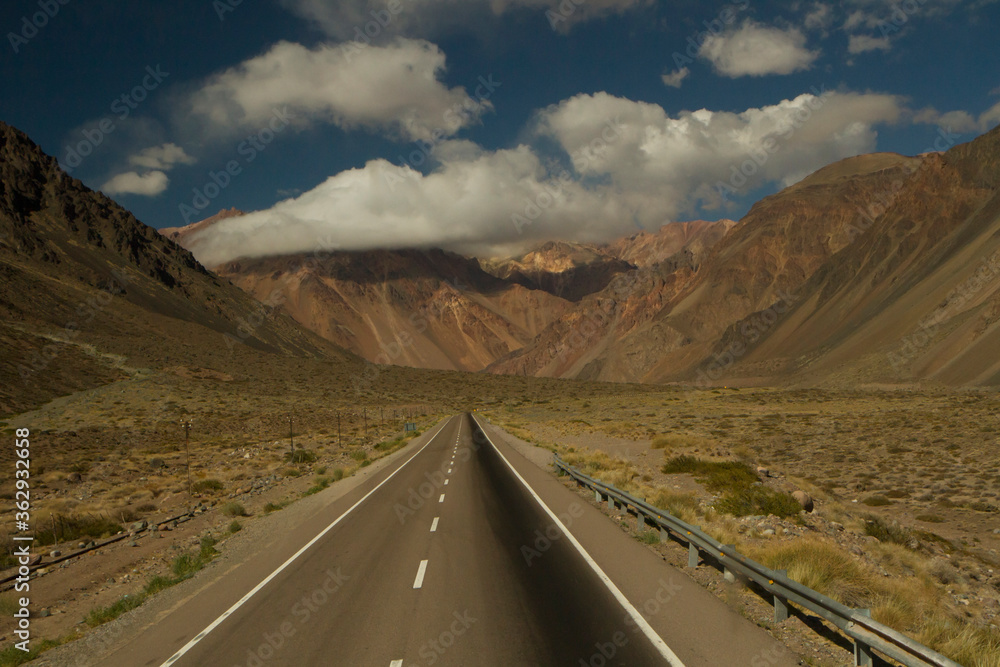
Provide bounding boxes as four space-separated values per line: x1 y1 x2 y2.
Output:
534 90 903 214
803 3 833 31
186 39 491 143
843 9 880 31
848 34 891 54
128 143 196 170
280 0 650 39
698 20 820 77
184 142 623 265
915 103 1000 134
183 89 904 265
981 101 1000 130
661 67 690 88
100 170 170 197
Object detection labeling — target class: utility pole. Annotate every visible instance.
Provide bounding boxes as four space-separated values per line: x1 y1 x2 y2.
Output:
363 408 368 438
288 416 294 456
337 410 342 447
180 419 193 493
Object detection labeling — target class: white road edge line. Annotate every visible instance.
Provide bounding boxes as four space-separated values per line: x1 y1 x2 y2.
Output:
413 559 429 588
158 418 454 667
430 517 439 532
471 415 686 667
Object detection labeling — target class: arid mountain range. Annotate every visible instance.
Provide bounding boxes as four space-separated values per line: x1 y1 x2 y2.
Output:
187 217 734 373
4 119 999 400
159 124 1000 388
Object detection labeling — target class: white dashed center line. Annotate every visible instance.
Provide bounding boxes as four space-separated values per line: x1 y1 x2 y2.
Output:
438 493 445 503
430 517 439 532
444 479 449 485
390 660 403 667
413 560 428 589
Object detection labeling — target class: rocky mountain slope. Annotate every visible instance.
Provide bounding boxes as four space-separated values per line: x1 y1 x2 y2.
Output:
491 128 1000 387
164 213 736 372
212 249 572 372
0 122 353 415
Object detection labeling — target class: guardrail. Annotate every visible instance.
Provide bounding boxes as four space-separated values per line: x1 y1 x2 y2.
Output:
550 453 962 667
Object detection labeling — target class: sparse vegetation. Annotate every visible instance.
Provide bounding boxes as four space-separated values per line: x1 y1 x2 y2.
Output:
221 502 248 517
285 449 317 464
264 500 291 513
31 514 122 547
662 455 800 518
191 479 224 493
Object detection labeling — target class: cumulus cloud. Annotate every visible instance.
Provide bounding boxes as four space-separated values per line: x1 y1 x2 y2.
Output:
698 20 819 77
100 170 170 197
848 34 891 54
534 90 903 214
185 39 491 142
128 143 196 170
183 88 904 265
803 3 833 31
915 102 1000 134
661 67 690 88
280 0 651 40
185 142 624 265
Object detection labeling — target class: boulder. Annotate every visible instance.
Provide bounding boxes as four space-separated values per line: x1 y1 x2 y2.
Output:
792 490 814 512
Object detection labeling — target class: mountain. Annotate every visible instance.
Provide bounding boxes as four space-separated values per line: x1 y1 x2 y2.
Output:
212 249 571 372
149 123 1000 389
0 122 350 415
714 126 1000 387
490 128 1000 387
479 241 635 302
163 218 737 372
159 207 244 248
599 219 738 269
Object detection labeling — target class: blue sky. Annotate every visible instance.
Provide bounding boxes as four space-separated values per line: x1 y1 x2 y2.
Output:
2 0 999 263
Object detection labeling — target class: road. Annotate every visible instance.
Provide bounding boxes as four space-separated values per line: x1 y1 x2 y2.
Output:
94 414 799 667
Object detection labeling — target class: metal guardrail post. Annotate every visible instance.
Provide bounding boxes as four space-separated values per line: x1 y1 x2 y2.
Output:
688 541 699 568
772 569 789 622
595 489 602 503
722 546 736 582
636 512 645 531
855 609 874 666
659 527 668 544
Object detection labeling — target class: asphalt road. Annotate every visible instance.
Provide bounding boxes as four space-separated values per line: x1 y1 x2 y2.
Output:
97 414 800 667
